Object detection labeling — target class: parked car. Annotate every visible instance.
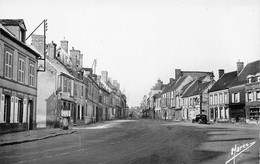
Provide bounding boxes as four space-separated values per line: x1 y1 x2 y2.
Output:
192 114 208 124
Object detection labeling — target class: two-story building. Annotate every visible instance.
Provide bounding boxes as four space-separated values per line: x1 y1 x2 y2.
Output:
0 19 41 133
208 69 237 122
243 60 260 124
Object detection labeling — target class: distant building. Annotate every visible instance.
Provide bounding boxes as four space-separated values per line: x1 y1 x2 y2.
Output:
0 19 41 133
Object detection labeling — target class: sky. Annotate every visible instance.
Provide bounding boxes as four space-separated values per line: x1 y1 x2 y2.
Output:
0 0 260 107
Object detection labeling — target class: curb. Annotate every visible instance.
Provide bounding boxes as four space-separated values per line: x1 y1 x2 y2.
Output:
0 130 77 146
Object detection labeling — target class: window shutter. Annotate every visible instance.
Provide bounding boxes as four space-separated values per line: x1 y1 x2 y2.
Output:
253 91 256 101
23 99 27 123
237 92 240 102
14 97 18 123
232 93 234 103
245 92 248 102
10 96 15 123
0 94 5 123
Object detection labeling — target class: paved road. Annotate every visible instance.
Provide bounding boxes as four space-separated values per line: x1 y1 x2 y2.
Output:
0 119 259 164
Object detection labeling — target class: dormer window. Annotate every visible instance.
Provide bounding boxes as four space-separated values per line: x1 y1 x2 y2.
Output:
248 78 252 83
247 75 254 84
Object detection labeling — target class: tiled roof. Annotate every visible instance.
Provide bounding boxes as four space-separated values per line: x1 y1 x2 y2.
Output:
168 76 187 92
209 71 237 92
229 60 260 87
179 81 194 95
191 81 211 96
161 80 175 95
182 81 211 98
47 56 74 78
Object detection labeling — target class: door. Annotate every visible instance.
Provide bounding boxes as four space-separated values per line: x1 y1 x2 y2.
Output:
28 100 34 130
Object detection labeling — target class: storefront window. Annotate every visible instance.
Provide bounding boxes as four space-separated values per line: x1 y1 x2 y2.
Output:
249 108 259 120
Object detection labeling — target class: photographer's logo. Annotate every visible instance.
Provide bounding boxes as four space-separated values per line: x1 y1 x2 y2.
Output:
225 141 256 164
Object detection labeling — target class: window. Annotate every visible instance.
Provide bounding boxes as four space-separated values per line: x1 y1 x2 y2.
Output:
63 77 67 92
85 87 88 99
29 63 35 86
248 78 252 83
68 79 71 95
258 77 260 82
74 83 77 96
248 91 253 102
4 51 13 79
232 92 240 103
209 95 213 105
214 94 218 105
219 93 223 104
81 85 84 97
224 93 228 104
18 58 25 83
249 108 259 120
256 90 260 101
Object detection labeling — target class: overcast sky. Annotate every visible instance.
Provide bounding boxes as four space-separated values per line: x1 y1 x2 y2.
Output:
1 0 260 107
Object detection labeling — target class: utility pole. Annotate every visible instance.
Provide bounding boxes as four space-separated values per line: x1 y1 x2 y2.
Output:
26 19 48 72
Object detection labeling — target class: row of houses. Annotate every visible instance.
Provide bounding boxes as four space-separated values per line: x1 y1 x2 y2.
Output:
0 19 128 133
141 60 260 124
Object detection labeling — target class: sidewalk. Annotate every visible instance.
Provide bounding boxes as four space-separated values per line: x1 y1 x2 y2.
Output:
0 128 76 146
0 121 115 147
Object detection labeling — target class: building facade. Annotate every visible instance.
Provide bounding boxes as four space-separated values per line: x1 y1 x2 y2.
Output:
0 19 41 133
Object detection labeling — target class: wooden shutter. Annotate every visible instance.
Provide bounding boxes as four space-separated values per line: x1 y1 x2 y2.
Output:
23 99 27 123
0 94 5 123
13 97 18 123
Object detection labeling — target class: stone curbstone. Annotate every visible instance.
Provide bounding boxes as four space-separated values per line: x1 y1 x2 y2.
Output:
0 130 77 147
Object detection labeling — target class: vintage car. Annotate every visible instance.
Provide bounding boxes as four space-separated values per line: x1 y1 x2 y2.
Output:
192 114 208 124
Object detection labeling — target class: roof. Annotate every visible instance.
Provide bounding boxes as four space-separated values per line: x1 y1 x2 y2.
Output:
229 60 260 87
168 76 187 92
209 71 237 92
179 81 194 95
0 22 41 58
182 81 211 98
47 56 74 78
0 19 26 30
161 80 175 95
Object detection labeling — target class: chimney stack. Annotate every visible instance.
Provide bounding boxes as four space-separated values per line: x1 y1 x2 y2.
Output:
61 40 68 53
175 69 181 80
31 34 44 57
237 61 244 75
101 71 108 82
218 69 225 79
47 41 57 59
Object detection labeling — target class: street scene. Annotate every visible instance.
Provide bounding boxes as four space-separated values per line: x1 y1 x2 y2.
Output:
1 0 260 164
0 119 259 164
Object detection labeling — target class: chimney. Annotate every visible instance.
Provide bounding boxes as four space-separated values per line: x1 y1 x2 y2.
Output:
70 47 80 69
218 69 225 79
31 34 44 57
237 61 244 75
175 69 181 80
47 41 57 59
61 40 68 53
101 71 108 82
